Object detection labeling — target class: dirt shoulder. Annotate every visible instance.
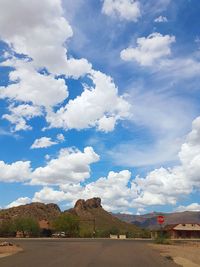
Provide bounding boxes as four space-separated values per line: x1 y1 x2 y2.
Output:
150 242 200 267
0 243 23 258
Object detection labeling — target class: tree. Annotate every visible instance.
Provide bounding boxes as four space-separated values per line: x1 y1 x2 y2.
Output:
0 219 15 237
109 226 120 235
13 217 40 237
53 214 79 237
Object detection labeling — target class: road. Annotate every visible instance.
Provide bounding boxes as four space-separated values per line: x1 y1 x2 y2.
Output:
0 239 179 267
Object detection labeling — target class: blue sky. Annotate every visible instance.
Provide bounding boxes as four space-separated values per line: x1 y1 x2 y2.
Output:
0 0 200 214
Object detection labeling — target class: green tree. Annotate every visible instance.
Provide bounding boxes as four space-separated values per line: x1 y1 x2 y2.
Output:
53 214 80 237
0 219 15 237
13 217 40 237
109 226 120 235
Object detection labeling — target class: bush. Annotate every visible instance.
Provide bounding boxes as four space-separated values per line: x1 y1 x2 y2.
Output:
140 229 151 238
13 217 40 237
95 229 110 238
79 230 93 238
154 231 171 244
53 214 80 237
109 227 120 235
0 220 15 237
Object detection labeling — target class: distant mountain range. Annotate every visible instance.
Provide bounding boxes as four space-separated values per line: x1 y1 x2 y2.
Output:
113 211 200 229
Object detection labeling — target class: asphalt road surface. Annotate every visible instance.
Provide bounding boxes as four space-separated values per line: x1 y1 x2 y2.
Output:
0 239 179 267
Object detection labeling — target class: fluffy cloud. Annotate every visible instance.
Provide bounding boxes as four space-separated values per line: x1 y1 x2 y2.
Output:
84 116 200 209
31 134 65 149
154 16 168 23
33 170 137 212
56 133 65 142
2 115 200 211
102 0 141 21
46 70 130 131
132 116 200 206
4 114 200 211
0 0 91 77
134 167 191 206
80 170 137 211
2 103 42 132
6 197 31 208
31 137 58 149
0 1 131 133
175 203 200 212
33 187 67 203
30 146 100 185
120 32 175 66
4 115 200 211
0 146 99 186
0 161 31 183
0 60 68 108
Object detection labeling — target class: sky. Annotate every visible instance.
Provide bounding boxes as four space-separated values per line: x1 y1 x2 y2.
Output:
0 0 200 214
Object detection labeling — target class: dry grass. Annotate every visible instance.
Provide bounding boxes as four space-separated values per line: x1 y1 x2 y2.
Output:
150 242 200 267
0 244 22 258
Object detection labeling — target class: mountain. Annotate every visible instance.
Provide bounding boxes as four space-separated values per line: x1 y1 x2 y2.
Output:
0 202 61 221
114 211 200 230
65 198 143 237
0 198 144 237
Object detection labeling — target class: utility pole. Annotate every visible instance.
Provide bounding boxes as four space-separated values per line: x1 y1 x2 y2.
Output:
93 218 96 238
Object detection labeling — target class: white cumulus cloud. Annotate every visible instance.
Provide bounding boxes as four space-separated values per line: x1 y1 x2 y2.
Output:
0 60 68 108
31 137 58 149
56 133 65 142
2 115 200 211
0 161 31 183
0 146 99 187
175 203 200 212
6 197 31 208
0 0 91 77
120 32 175 66
2 103 42 132
46 70 130 131
132 116 200 206
102 0 141 21
154 16 168 23
33 187 67 203
30 146 100 185
33 170 137 212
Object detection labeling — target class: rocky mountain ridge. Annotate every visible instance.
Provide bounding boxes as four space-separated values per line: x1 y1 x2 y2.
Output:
0 202 61 221
113 211 200 229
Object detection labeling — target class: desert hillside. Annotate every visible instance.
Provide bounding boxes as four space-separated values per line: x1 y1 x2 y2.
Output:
0 198 144 237
66 198 142 236
0 202 61 221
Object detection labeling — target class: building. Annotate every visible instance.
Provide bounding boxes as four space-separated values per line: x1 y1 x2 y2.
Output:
39 219 50 230
39 219 52 237
164 223 200 239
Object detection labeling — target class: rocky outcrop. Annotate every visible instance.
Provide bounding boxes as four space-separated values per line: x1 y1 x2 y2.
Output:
74 199 87 211
85 198 102 209
66 197 140 234
74 198 102 211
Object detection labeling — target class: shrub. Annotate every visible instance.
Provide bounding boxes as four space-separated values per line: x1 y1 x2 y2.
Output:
13 217 40 237
109 227 120 235
0 220 15 237
154 231 171 244
53 214 80 237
